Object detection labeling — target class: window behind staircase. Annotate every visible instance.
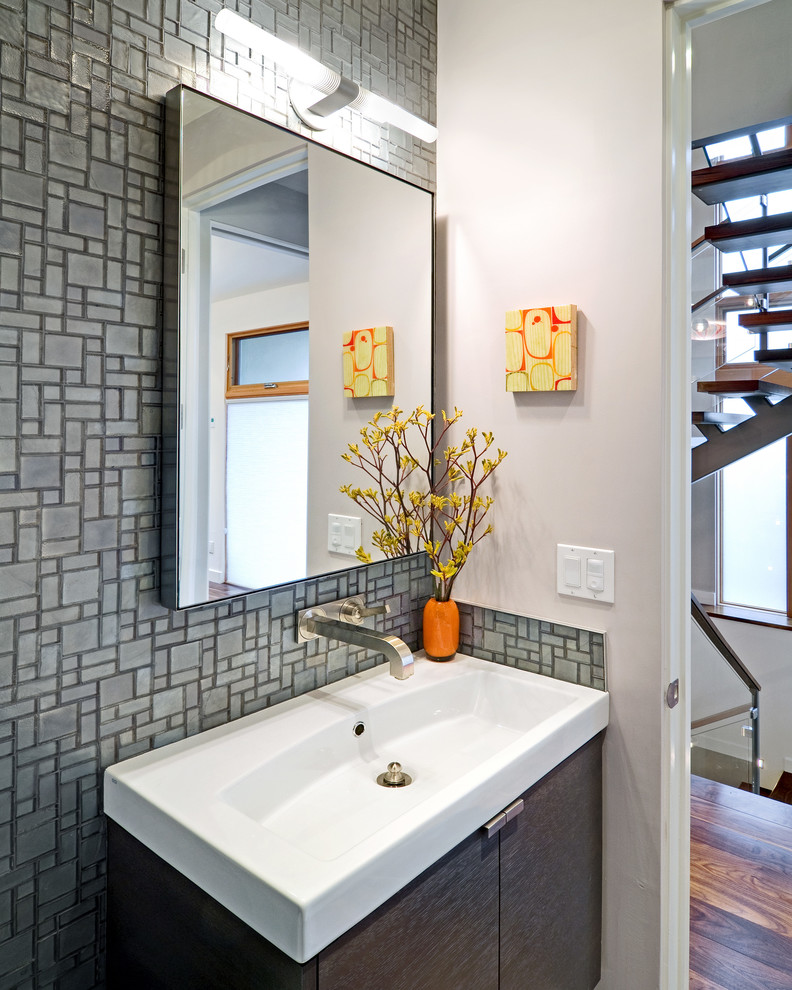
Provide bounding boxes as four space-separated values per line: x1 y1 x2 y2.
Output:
701 125 792 615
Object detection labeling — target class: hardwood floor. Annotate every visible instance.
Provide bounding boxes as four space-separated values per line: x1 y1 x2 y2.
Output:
691 775 792 989
207 580 251 601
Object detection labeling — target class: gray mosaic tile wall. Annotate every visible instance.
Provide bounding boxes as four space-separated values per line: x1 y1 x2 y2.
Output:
0 1 436 986
457 602 607 691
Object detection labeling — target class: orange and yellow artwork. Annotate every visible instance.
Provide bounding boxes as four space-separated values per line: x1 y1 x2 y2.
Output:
505 305 577 391
343 326 395 397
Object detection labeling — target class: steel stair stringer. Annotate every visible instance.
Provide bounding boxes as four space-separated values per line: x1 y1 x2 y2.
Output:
692 392 792 482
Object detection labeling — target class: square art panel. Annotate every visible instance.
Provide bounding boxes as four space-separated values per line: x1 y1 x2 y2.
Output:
343 326 395 397
505 305 577 391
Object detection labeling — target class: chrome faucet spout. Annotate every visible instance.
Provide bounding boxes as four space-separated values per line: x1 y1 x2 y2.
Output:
302 614 414 680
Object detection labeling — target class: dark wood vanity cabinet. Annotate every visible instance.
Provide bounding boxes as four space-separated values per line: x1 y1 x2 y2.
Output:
107 734 602 990
499 733 602 990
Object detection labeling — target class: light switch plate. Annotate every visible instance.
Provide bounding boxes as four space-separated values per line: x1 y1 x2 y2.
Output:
328 514 362 556
557 544 615 603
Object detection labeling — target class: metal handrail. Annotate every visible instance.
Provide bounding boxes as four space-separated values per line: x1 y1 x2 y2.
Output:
691 594 762 793
770 244 792 262
691 703 753 731
692 285 730 314
691 595 761 693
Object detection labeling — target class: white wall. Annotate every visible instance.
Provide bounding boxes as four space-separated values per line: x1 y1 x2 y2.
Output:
437 1 665 986
306 145 433 574
182 97 306 198
692 0 792 142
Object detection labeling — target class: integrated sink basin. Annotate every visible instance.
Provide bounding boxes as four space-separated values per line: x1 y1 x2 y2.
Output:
104 652 608 963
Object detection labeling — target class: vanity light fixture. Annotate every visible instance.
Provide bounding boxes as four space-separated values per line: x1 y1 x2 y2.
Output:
214 9 437 144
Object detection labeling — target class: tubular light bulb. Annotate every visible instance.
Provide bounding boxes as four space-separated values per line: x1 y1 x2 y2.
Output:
215 9 437 143
353 90 438 144
215 9 340 95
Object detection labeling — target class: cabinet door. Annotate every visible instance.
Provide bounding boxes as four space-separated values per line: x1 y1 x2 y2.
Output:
500 735 603 990
318 829 499 990
107 822 317 990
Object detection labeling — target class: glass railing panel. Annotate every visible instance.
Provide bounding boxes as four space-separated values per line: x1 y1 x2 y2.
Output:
690 618 757 789
691 710 754 790
691 301 792 424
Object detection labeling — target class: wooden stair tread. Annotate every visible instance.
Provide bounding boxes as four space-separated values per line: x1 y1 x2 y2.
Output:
692 774 792 832
692 411 751 427
723 264 792 295
770 772 792 804
697 381 764 396
754 347 792 371
738 782 773 796
739 309 792 332
696 361 792 397
704 211 792 253
692 148 792 205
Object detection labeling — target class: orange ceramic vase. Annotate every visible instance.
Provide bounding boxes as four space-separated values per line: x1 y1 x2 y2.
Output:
423 598 459 661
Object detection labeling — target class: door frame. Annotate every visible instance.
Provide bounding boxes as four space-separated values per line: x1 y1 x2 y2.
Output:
661 1 776 986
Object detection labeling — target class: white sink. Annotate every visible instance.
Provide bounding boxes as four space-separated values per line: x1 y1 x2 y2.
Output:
104 652 608 963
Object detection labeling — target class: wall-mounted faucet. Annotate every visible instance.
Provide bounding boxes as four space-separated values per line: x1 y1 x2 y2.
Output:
297 597 414 680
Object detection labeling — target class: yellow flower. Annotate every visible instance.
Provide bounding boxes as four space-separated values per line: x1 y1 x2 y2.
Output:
340 405 507 596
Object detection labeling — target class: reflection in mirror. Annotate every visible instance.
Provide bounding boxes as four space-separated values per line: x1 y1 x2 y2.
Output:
162 86 434 609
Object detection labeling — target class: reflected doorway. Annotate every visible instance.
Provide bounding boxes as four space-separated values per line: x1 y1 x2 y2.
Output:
208 232 310 597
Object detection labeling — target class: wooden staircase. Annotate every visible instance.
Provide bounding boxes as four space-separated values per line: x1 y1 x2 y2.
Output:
721 264 792 295
740 770 792 803
691 136 792 482
693 364 792 482
705 210 792 253
738 308 792 331
692 146 792 204
769 770 792 803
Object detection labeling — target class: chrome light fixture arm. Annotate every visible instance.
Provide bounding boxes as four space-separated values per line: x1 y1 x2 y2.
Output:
215 8 437 143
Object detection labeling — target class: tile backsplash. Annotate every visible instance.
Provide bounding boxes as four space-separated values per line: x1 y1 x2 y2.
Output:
0 3 607 987
0 1 436 986
457 602 607 691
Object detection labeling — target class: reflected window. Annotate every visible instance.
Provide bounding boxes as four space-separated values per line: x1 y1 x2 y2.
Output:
226 323 309 399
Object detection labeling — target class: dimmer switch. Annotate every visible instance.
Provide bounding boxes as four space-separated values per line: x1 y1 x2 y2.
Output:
586 558 604 592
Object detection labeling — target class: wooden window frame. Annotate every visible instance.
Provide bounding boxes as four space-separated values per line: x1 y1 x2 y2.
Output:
225 322 309 400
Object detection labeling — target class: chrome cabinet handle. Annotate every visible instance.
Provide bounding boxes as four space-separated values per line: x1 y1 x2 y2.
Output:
482 812 506 838
504 798 524 821
482 797 525 838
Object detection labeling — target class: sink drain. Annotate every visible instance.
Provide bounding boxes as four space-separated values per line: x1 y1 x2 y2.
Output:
376 762 412 787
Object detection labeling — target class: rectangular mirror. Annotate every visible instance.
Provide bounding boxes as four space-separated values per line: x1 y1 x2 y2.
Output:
161 86 434 609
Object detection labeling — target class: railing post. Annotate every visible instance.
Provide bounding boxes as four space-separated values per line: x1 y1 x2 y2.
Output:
751 690 761 795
